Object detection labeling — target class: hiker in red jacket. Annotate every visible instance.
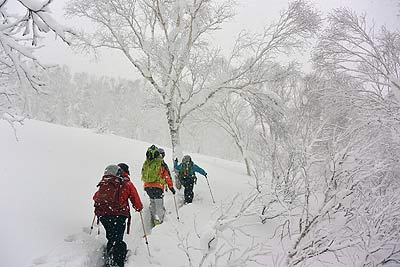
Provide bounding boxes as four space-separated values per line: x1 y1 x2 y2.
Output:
93 164 142 267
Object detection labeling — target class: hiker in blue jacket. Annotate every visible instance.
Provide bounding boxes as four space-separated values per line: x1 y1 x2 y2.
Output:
174 155 207 204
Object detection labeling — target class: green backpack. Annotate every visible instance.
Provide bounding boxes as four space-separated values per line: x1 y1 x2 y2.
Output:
178 161 194 179
141 145 165 184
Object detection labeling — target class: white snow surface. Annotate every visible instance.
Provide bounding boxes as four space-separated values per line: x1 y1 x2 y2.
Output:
0 119 265 267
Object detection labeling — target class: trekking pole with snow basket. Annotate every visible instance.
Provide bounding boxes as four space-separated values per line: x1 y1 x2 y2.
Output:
139 211 151 257
89 214 96 235
173 194 180 221
205 175 216 203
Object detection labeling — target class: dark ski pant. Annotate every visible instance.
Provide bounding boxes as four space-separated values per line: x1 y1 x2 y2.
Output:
99 215 128 267
144 187 164 199
144 187 165 223
180 176 196 203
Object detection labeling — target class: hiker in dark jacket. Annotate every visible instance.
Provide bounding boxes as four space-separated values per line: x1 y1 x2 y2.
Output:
174 155 207 204
93 164 142 267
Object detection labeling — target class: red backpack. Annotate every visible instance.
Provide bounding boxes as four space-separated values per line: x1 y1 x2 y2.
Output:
94 175 124 216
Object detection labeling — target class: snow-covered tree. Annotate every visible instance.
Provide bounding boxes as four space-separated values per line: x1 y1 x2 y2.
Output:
241 62 400 265
199 92 255 175
314 7 400 97
248 64 298 184
0 0 72 125
65 0 320 160
240 7 400 265
275 9 400 262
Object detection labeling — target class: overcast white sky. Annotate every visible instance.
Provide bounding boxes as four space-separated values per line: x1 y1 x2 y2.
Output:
31 0 400 80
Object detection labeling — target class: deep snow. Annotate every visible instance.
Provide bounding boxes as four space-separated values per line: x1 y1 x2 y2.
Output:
0 119 266 267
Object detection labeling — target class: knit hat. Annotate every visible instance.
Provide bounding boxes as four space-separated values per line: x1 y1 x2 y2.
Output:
158 148 165 158
118 163 130 175
182 155 191 163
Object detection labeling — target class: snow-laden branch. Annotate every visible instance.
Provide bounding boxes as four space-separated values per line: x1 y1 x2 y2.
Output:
174 193 268 267
0 0 73 124
314 8 400 98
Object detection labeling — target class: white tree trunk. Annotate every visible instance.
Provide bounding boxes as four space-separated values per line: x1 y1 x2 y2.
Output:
170 124 183 161
167 108 183 189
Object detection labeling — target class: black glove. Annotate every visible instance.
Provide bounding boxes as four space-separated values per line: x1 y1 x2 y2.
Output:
170 187 176 195
174 158 178 164
136 208 142 212
204 173 208 178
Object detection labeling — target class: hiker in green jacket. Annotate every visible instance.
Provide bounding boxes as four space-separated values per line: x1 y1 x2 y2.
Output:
142 145 175 226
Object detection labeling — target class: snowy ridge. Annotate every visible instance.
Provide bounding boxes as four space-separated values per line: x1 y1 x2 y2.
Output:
0 119 268 267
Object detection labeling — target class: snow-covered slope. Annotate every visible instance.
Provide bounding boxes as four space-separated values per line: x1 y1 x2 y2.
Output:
0 120 265 267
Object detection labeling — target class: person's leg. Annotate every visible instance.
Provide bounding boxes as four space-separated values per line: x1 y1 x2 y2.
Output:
145 187 165 224
113 241 127 267
145 187 165 225
149 198 156 222
99 216 116 266
175 176 181 190
100 215 127 267
112 216 128 267
184 177 195 203
154 198 165 223
99 215 115 253
145 187 158 224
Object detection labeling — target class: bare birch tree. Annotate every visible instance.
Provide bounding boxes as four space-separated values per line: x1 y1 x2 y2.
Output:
65 0 320 159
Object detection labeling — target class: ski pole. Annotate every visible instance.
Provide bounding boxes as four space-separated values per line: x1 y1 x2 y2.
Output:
89 214 96 235
205 175 216 204
173 194 180 221
139 211 151 257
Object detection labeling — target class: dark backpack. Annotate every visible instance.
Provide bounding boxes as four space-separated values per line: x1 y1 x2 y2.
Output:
94 175 124 216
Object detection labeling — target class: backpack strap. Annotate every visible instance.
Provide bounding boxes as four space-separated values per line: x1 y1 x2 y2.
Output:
97 217 100 235
126 216 131 235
